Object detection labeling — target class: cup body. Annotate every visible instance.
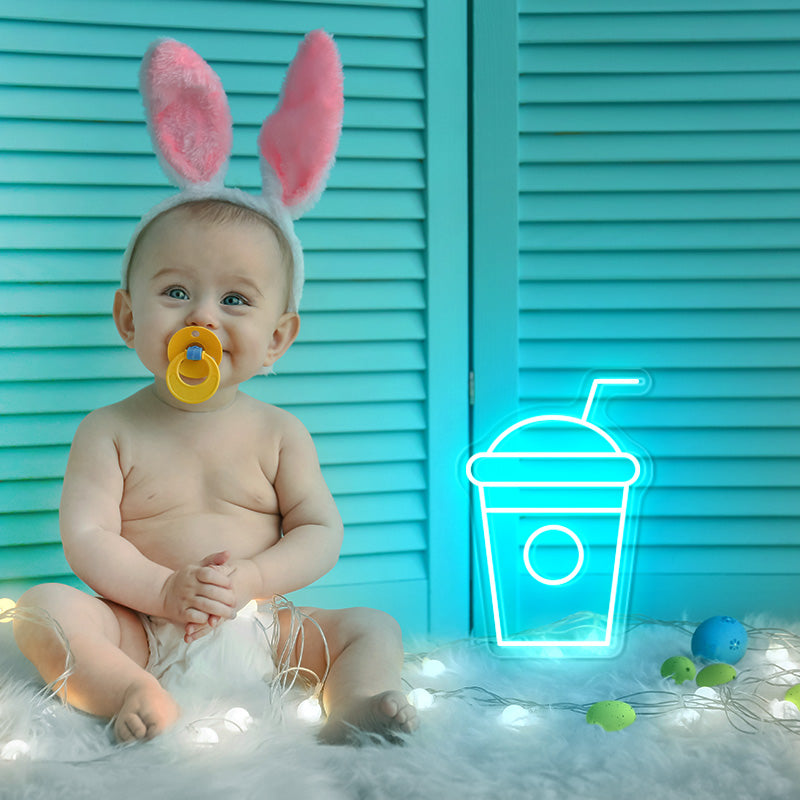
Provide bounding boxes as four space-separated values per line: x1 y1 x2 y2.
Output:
467 416 641 654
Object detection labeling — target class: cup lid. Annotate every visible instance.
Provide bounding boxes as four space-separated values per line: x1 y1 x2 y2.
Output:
467 415 640 487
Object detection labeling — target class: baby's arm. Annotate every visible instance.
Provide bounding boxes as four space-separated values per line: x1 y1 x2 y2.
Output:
228 413 343 602
60 411 236 625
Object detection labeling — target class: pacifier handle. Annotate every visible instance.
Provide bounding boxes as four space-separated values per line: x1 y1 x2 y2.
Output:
165 326 223 404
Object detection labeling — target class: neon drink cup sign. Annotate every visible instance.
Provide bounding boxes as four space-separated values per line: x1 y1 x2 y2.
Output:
466 378 646 656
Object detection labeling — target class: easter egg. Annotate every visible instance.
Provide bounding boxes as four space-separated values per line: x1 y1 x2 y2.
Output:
586 701 636 732
696 663 736 688
660 656 696 685
691 616 748 664
784 684 800 711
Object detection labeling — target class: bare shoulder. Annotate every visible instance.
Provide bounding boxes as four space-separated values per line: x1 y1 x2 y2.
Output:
73 391 144 440
243 394 313 443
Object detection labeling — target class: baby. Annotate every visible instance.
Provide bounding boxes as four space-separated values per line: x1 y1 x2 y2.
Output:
13 32 418 746
13 199 417 745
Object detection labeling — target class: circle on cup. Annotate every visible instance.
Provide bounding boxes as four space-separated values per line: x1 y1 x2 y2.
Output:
522 525 585 586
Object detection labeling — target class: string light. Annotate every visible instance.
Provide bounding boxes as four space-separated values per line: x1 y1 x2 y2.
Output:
768 699 800 721
223 706 253 733
420 658 447 678
268 595 330 722
407 688 434 710
8 606 800 752
403 618 800 737
1 739 30 760
0 597 16 622
297 696 323 724
189 726 219 745
499 704 533 727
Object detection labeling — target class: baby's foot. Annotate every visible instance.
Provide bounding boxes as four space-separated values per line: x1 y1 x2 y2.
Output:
113 679 180 743
319 690 418 745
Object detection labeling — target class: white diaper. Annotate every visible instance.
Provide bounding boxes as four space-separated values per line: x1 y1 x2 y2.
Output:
139 600 277 705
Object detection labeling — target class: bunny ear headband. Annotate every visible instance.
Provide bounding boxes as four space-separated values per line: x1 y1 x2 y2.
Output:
121 30 344 313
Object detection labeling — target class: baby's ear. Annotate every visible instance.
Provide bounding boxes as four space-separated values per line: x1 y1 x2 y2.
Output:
258 30 344 219
140 38 233 189
264 312 301 368
113 290 136 348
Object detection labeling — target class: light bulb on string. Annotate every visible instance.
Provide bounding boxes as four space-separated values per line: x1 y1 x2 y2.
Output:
420 658 447 678
407 688 434 710
190 726 219 745
499 704 533 727
769 699 800 721
297 695 323 724
0 597 15 622
224 706 253 733
1 739 30 760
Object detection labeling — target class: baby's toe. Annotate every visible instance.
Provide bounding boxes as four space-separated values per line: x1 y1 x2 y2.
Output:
379 694 401 718
116 713 147 742
398 705 419 732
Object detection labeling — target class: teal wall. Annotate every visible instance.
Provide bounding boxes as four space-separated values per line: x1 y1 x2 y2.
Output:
473 0 800 624
2 0 799 637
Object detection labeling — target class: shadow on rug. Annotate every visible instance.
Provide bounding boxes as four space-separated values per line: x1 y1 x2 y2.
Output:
2 615 800 800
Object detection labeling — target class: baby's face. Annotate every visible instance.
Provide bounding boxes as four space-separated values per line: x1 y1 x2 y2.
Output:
116 207 299 393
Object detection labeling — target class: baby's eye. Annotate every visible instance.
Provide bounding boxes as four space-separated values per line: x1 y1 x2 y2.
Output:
221 293 248 307
165 286 189 300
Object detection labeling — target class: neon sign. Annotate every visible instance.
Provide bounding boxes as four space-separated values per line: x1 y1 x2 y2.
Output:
466 377 648 656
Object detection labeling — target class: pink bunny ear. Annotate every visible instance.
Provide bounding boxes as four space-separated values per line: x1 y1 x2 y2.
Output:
141 39 232 188
258 30 344 218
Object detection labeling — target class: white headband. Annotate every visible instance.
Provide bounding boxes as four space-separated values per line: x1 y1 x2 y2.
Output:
121 31 344 313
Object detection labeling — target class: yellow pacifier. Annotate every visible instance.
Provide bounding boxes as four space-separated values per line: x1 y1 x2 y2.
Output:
165 326 223 404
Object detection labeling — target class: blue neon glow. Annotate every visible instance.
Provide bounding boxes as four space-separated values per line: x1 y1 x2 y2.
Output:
466 378 646 654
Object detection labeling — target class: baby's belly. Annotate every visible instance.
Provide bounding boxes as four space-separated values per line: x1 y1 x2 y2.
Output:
121 510 281 570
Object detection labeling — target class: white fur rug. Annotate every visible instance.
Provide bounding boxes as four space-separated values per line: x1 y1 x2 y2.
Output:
2 615 800 800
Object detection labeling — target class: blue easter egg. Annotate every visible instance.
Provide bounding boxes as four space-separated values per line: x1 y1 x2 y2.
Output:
691 616 748 664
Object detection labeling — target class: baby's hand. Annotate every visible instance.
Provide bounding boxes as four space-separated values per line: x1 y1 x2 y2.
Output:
183 558 261 643
159 551 237 628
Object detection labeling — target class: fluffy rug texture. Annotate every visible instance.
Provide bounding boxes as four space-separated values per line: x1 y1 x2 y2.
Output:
2 614 800 800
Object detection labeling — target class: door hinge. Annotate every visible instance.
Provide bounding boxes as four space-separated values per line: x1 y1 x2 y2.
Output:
469 370 475 406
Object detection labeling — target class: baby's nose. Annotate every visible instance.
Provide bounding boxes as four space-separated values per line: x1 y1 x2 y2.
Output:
185 300 219 329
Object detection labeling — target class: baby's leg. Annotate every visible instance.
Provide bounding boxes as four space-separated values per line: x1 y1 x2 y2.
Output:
277 606 417 744
13 583 179 742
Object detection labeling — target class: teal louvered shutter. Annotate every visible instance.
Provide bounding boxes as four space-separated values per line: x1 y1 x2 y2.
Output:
472 0 800 627
0 1 469 637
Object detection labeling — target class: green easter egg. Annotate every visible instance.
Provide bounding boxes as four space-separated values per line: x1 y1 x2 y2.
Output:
586 701 636 732
660 656 696 685
696 663 736 688
784 684 800 710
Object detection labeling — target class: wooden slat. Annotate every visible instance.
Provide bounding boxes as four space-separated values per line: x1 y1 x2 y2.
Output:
519 280 800 310
0 187 426 221
1 281 426 316
0 373 426 414
521 1 800 12
520 132 800 164
520 191 800 221
521 42 800 74
0 311 426 348
0 250 426 283
519 10 800 42
0 121 426 161
1 1 425 39
0 21 425 69
0 154 426 188
0 218 426 252
0 54 424 100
